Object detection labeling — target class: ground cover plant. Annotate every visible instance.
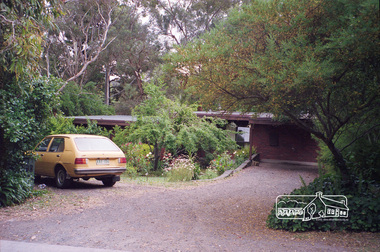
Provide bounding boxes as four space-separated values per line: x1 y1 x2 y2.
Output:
164 156 196 182
119 145 252 182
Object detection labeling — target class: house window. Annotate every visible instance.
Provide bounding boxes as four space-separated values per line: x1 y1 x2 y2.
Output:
269 131 279 146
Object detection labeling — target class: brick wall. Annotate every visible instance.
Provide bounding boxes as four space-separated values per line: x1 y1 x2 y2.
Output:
252 124 318 162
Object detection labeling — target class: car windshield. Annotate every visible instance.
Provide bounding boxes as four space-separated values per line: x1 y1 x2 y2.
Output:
74 137 120 151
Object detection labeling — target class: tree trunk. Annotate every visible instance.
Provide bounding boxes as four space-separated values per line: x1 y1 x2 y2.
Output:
134 70 144 96
325 141 350 182
104 65 110 105
153 142 160 171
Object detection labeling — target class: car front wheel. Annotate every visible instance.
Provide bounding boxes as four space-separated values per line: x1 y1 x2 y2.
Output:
55 167 71 189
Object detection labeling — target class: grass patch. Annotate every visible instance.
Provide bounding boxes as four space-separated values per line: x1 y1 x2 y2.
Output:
122 175 168 185
120 173 217 188
199 168 219 180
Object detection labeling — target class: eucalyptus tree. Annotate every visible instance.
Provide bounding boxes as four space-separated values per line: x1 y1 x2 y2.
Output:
43 0 119 91
99 5 162 110
141 0 242 47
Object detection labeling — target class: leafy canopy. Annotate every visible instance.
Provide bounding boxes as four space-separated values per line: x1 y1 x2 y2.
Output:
169 0 380 180
0 0 61 80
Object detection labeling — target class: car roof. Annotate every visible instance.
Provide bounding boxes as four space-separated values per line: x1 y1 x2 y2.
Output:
45 134 108 138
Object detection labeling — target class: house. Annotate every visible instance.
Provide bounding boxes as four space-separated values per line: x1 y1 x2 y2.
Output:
303 192 349 221
71 111 319 164
195 112 319 164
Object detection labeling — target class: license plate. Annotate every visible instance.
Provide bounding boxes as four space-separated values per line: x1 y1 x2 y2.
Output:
96 159 109 165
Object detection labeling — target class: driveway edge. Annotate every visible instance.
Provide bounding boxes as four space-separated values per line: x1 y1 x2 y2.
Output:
208 154 260 181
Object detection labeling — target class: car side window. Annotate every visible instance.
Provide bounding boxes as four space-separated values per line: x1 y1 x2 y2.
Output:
36 138 52 152
49 138 65 152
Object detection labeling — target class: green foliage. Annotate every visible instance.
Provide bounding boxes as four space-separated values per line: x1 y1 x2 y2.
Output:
0 0 61 79
317 121 380 181
170 0 380 181
123 165 138 179
109 125 130 148
59 82 114 116
120 142 152 174
266 174 380 232
234 145 254 166
192 162 201 180
0 77 60 170
142 0 240 46
199 168 219 180
47 114 109 136
164 157 195 182
340 128 380 182
270 121 380 232
0 0 61 207
0 170 34 207
208 152 234 175
129 81 237 171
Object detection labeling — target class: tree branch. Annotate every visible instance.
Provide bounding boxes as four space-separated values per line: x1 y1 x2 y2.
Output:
58 2 115 92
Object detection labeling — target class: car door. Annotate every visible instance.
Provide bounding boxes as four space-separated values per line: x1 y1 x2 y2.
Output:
35 137 52 176
35 137 64 177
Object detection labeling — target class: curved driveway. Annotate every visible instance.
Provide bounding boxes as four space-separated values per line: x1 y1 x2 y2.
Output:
1 162 378 251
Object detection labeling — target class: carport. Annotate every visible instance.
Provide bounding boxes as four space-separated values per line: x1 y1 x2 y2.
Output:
71 112 318 164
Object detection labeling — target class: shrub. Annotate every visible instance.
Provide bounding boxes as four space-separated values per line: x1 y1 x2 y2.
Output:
128 81 237 171
209 152 234 175
110 125 130 148
1 77 60 171
0 170 34 207
121 142 152 174
192 162 201 180
161 152 174 171
123 165 138 179
0 77 59 207
266 174 380 232
48 114 109 136
234 145 254 166
164 156 195 182
59 82 114 116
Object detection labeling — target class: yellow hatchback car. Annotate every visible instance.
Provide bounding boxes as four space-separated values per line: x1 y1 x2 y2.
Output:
34 134 126 188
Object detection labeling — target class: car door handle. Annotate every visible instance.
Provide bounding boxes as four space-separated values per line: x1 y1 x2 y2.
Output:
40 154 44 157
56 154 61 157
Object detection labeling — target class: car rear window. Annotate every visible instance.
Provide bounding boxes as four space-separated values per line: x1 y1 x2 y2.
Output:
74 137 120 151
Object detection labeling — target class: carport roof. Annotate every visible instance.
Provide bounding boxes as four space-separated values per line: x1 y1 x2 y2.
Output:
195 111 285 125
71 112 291 127
71 115 136 127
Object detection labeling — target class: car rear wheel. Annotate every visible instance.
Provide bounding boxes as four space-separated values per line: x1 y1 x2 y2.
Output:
55 167 71 189
102 177 116 187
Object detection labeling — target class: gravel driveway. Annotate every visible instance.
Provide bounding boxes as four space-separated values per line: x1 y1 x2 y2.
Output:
1 161 379 251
